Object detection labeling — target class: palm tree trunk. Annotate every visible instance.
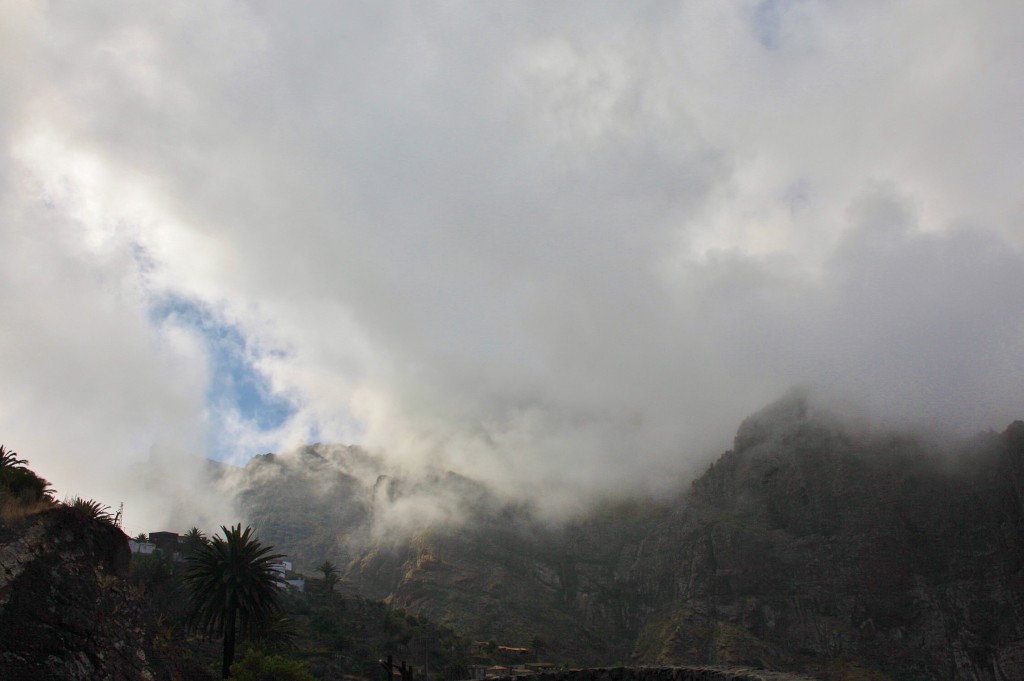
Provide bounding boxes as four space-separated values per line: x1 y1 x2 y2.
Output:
222 597 238 678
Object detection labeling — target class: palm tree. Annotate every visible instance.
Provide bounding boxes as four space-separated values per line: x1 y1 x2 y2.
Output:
0 445 27 469
64 496 114 523
317 560 339 593
0 446 53 508
182 526 208 556
184 524 284 678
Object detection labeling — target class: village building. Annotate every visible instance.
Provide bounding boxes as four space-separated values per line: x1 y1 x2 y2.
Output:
270 560 293 577
128 539 155 555
147 531 184 560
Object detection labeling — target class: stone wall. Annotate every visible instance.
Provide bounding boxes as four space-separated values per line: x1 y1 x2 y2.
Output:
479 667 815 681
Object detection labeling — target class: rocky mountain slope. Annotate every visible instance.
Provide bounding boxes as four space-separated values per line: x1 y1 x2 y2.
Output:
233 396 1024 680
630 397 1024 679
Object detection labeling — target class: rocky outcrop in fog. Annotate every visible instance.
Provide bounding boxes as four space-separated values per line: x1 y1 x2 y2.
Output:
235 396 1024 680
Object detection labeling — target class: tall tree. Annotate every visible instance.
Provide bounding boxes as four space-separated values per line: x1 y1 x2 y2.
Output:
317 560 339 593
0 445 52 505
182 526 208 556
184 524 284 678
0 445 27 469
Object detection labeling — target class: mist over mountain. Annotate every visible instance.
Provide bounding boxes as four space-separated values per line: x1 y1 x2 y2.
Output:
230 394 1024 680
3 4 1024 534
4 7 1024 679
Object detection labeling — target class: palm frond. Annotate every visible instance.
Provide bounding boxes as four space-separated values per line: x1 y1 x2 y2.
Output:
0 445 28 470
63 496 114 523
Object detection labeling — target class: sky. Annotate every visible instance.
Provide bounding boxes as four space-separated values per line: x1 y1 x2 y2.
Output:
1 1 1023 531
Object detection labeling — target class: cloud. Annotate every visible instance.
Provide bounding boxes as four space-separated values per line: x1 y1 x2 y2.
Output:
0 155 213 532
1 2 1023 521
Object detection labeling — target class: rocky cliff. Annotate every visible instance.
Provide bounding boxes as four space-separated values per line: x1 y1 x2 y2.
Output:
628 397 1024 679
235 396 1024 680
0 506 159 680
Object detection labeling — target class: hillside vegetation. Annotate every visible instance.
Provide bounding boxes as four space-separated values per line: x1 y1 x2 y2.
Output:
0 447 470 681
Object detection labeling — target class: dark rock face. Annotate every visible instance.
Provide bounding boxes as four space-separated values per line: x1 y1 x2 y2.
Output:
630 399 1024 680
0 508 154 681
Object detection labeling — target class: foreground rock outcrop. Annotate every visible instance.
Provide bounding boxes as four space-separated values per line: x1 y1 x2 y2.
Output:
0 507 155 681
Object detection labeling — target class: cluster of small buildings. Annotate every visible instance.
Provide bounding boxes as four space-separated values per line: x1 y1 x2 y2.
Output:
128 531 181 559
128 531 305 591
466 642 558 679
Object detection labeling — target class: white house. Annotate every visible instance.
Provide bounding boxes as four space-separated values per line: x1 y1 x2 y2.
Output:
129 539 156 555
270 561 293 577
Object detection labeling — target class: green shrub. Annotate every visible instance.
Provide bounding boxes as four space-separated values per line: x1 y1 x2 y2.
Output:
230 648 315 681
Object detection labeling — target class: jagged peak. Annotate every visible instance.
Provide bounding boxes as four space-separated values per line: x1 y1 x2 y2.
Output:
1004 420 1024 446
733 389 811 453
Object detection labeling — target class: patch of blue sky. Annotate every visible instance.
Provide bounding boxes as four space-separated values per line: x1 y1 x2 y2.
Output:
753 0 783 51
149 295 296 459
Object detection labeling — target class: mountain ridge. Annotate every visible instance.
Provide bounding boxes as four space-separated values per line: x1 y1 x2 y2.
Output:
232 395 1024 679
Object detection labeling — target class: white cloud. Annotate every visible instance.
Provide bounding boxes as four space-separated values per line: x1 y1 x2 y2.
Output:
0 157 211 530
1 1 1023 520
